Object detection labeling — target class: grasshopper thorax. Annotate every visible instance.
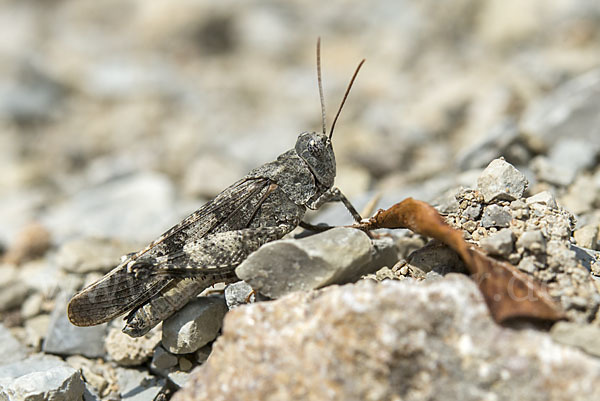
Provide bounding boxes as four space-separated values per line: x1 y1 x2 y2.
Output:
295 131 336 188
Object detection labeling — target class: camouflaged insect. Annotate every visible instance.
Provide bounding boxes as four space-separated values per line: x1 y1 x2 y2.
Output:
67 40 366 337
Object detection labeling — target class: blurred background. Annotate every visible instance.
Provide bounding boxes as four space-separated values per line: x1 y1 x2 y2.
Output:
2 0 600 249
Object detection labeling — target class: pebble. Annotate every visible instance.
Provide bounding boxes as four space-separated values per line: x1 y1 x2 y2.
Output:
0 265 31 312
2 222 51 265
56 237 139 274
0 324 27 364
462 204 482 220
236 228 397 299
150 346 178 370
0 354 85 401
224 280 255 309
574 225 599 250
517 256 538 274
42 292 107 358
194 345 212 364
526 191 558 209
65 355 112 398
115 366 166 401
516 230 546 253
480 228 514 257
162 295 228 354
24 314 50 350
178 357 193 372
476 158 528 202
481 204 512 228
105 327 161 366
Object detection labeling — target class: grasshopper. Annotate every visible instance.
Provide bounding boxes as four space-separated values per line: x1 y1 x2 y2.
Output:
68 39 366 337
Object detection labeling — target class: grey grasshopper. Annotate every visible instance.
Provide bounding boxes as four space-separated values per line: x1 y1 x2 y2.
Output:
68 39 366 337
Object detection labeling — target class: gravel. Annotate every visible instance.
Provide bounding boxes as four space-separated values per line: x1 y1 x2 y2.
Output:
4 1 600 400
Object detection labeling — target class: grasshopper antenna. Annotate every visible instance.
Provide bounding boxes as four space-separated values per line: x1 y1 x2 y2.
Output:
329 58 366 140
317 37 327 137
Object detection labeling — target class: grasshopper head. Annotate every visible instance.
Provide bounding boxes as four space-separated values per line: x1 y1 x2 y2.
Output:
296 131 336 188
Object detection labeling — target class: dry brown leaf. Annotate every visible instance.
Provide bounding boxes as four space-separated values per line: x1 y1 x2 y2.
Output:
356 198 564 323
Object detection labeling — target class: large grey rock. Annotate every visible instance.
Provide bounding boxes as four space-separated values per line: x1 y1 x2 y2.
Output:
42 292 107 358
0 354 85 401
174 276 600 401
477 158 528 202
162 296 228 354
236 227 398 299
0 324 27 365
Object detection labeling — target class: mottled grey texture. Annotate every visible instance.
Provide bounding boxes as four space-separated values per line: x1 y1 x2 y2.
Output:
173 276 600 401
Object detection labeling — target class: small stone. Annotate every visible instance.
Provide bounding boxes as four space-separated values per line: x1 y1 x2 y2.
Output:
574 225 599 250
480 228 514 257
65 355 111 398
0 265 31 312
224 281 255 309
0 354 85 400
21 293 44 319
462 204 482 220
516 231 546 253
105 327 161 366
195 345 212 364
151 346 178 370
2 222 51 265
432 190 460 214
518 256 538 274
178 357 193 372
0 323 27 364
526 191 557 209
57 237 139 274
462 220 478 233
168 370 190 389
162 296 228 354
481 204 512 228
236 228 380 299
477 158 528 202
115 367 165 400
24 314 51 350
551 321 600 357
42 292 107 358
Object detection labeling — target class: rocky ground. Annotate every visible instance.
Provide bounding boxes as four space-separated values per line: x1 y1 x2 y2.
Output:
2 0 600 400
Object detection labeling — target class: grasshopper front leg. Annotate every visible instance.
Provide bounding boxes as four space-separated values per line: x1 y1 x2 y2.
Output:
301 187 363 232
